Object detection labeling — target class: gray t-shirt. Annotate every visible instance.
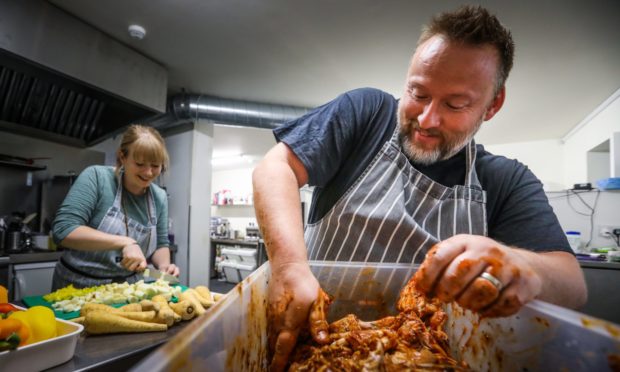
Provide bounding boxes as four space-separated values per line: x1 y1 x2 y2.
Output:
52 165 169 248
274 87 572 254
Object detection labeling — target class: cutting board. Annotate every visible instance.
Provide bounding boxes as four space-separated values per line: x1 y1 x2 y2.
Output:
23 285 188 320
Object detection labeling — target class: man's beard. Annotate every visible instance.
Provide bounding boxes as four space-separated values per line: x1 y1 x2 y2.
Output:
397 106 483 166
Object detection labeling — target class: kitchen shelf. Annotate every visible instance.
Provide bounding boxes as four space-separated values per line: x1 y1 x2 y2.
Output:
0 160 46 171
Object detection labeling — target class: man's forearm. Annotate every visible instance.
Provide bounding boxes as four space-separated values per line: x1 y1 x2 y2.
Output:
253 160 307 268
518 249 587 309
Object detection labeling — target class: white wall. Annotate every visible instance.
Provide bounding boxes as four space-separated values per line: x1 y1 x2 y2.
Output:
210 167 313 234
187 123 214 287
612 131 620 177
484 139 564 191
160 123 214 287
547 190 620 250
162 130 193 285
587 152 610 185
563 90 620 187
486 89 620 191
88 137 119 166
211 167 257 236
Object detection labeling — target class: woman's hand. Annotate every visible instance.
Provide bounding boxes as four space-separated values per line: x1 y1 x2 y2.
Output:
268 262 328 372
121 243 147 272
413 234 543 317
158 263 180 276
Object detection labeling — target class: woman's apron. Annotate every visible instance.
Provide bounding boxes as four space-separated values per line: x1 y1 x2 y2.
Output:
52 172 158 290
304 127 487 265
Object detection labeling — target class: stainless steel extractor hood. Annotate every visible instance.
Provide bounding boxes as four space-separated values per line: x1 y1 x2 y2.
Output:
0 0 168 147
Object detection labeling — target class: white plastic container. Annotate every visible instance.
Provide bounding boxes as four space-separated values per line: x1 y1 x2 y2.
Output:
608 250 620 263
221 247 257 265
219 261 256 283
0 307 84 371
135 262 620 372
566 231 582 253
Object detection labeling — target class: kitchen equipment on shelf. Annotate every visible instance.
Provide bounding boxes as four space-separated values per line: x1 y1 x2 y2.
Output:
210 217 230 239
6 231 23 253
31 233 49 250
3 211 43 253
245 222 260 241
5 212 26 253
39 173 77 234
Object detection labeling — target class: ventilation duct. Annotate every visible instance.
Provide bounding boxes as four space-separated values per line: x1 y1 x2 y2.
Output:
163 93 310 130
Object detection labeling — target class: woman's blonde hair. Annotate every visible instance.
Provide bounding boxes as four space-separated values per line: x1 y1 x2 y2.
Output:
115 124 169 176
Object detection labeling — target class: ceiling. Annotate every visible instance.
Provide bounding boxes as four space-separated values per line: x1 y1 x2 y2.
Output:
49 0 619 160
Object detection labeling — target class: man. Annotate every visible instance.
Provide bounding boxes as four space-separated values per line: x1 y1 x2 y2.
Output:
253 5 587 371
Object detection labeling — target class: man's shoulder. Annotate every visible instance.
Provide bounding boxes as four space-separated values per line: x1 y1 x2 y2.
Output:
476 145 536 185
476 145 525 170
344 87 397 105
344 88 398 133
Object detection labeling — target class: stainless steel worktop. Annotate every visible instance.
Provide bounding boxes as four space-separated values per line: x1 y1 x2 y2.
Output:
5 251 63 264
578 260 620 270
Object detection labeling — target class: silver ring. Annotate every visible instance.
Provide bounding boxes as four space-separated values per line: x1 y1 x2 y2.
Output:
480 272 503 292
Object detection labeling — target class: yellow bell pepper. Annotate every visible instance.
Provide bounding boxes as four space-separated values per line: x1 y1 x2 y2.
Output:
0 285 7 303
8 306 57 345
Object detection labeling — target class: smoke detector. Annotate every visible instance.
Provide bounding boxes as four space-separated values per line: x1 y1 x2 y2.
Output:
128 24 146 40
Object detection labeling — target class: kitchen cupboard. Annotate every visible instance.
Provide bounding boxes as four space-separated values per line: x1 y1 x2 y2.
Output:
579 261 620 324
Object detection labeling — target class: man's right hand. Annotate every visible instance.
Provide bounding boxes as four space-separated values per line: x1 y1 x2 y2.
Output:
268 262 329 372
121 243 147 272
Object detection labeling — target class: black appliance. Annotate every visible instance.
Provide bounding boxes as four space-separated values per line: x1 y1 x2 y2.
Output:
39 174 76 234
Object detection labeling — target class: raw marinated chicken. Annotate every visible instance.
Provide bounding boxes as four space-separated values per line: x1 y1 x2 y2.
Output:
288 276 467 371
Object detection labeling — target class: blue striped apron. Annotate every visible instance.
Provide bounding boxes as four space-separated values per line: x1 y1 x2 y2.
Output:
52 172 158 289
305 128 487 265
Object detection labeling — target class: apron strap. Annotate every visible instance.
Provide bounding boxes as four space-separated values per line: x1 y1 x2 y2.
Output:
465 140 483 190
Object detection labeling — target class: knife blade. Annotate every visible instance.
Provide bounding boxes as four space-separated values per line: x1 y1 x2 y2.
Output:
143 268 180 284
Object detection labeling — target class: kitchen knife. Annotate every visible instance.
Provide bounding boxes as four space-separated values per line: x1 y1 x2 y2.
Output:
143 268 180 284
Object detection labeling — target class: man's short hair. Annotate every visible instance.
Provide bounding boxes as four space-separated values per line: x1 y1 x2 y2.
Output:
419 5 515 95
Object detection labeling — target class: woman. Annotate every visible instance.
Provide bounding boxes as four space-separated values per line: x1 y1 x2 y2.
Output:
51 124 179 290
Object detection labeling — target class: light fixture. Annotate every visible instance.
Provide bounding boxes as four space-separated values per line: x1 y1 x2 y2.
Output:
128 24 146 40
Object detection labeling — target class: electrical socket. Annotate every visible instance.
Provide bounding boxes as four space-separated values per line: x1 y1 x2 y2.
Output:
599 225 620 237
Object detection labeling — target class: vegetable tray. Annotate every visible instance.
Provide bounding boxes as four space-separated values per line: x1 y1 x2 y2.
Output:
22 284 188 320
0 305 83 371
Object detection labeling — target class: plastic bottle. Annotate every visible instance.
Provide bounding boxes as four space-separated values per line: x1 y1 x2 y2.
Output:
565 231 582 253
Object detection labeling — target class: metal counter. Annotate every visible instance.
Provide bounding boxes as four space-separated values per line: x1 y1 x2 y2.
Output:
46 320 193 371
579 260 620 324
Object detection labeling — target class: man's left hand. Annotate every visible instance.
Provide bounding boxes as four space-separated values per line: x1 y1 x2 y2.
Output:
414 234 542 317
